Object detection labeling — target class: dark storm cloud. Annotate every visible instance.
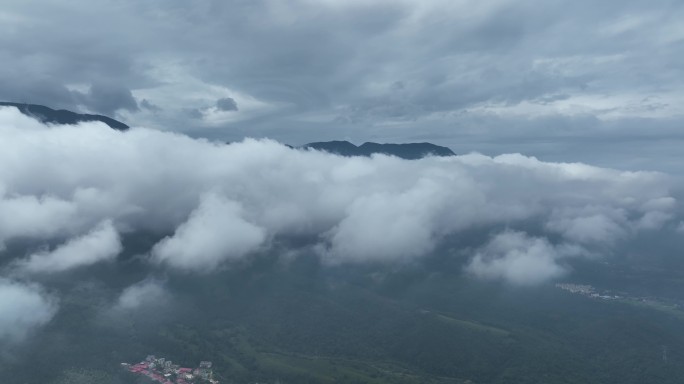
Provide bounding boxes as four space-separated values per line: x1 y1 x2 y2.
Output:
1 0 684 169
216 97 238 111
75 83 139 116
140 99 161 112
0 76 78 110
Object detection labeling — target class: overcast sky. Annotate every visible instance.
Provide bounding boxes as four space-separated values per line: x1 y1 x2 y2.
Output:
2 0 684 171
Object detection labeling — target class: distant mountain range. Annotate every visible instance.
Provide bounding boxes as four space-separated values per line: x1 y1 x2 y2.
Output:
1 102 455 159
0 102 129 130
302 140 455 159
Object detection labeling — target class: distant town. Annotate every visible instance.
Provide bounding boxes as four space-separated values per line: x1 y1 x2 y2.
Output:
555 283 622 300
122 355 218 384
556 283 684 314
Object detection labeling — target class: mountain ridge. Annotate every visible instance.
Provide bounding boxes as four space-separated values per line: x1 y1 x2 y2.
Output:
0 101 129 130
1 102 455 159
303 140 455 159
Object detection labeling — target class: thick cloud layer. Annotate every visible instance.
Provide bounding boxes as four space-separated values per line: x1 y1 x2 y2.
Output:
0 279 57 343
0 107 677 287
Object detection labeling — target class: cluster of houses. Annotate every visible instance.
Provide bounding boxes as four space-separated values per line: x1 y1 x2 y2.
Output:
555 283 624 300
122 355 218 384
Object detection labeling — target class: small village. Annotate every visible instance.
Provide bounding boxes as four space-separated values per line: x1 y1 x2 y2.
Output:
121 355 219 384
555 283 621 300
556 282 684 311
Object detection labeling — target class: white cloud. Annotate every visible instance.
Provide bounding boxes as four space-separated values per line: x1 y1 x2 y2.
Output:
151 193 266 272
324 177 456 263
546 209 627 245
0 279 57 342
15 220 121 274
465 231 570 286
115 278 168 311
0 192 77 250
